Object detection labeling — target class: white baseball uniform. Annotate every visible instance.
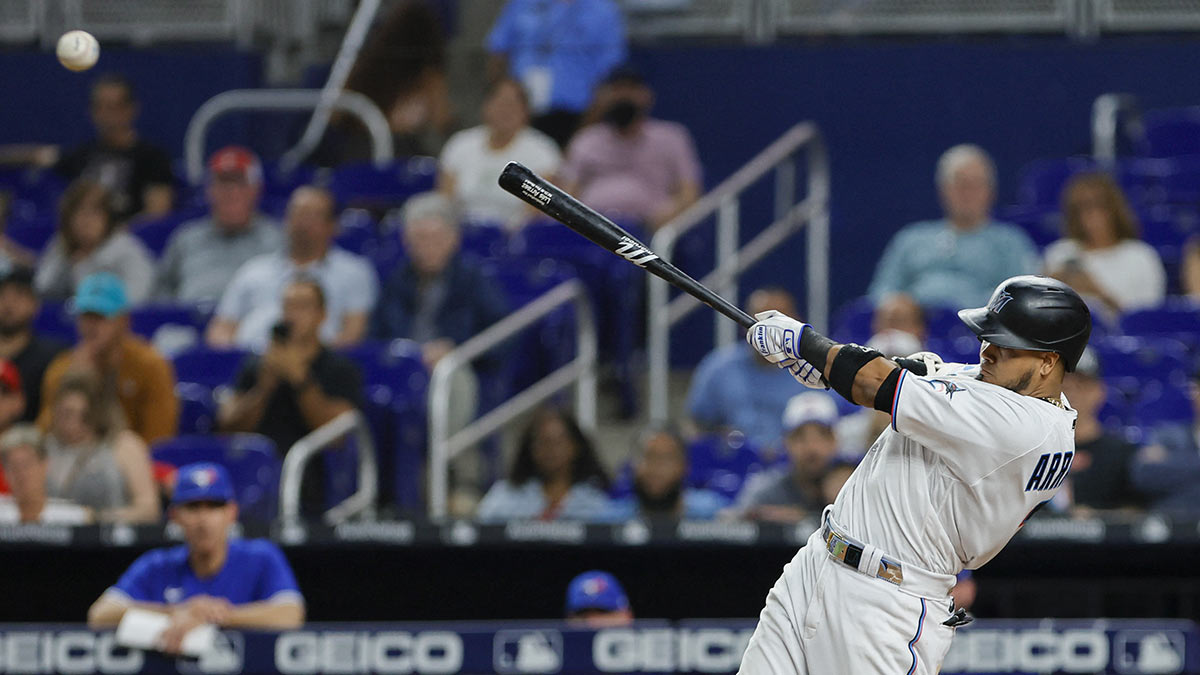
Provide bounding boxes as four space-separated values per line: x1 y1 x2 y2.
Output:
739 362 1077 674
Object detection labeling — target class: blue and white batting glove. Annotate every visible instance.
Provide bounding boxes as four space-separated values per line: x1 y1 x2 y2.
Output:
746 310 827 389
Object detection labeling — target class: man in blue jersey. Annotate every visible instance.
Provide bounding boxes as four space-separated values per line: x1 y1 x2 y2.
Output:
87 462 304 652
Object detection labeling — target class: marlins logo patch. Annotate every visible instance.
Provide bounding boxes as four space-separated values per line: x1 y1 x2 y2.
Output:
990 290 1015 313
924 379 967 400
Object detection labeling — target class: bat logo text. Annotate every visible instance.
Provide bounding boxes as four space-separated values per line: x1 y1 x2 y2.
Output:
615 237 659 267
520 180 553 206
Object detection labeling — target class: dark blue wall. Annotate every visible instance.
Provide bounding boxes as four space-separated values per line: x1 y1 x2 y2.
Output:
633 37 1200 319
0 47 261 161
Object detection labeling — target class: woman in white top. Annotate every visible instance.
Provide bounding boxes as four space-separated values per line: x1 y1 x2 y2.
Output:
1043 172 1166 315
437 78 562 229
476 406 612 522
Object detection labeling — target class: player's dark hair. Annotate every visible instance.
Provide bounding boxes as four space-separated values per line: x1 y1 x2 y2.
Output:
511 406 609 490
91 72 137 104
58 179 118 254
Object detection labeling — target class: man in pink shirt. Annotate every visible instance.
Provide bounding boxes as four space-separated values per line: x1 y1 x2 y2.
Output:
559 66 702 230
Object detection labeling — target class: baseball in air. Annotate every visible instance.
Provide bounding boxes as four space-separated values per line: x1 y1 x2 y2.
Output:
56 30 100 72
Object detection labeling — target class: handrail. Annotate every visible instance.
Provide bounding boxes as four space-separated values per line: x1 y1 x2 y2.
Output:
183 89 393 184
428 279 597 519
279 0 381 171
647 122 829 422
1092 93 1142 165
279 409 378 527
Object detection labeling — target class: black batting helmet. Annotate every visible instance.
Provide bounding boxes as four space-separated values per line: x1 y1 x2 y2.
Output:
957 275 1092 372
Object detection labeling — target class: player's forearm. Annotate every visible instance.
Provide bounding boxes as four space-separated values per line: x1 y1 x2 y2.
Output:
800 331 900 410
223 601 304 630
87 598 170 629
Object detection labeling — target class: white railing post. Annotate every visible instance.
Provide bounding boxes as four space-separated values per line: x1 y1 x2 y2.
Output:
646 123 829 422
279 409 377 528
429 281 596 519
714 197 740 348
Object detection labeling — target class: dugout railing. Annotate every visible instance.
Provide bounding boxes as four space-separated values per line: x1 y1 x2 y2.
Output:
647 122 830 423
279 408 379 528
427 279 598 520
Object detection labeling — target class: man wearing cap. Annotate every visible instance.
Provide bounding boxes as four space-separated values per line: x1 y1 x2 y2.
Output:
731 391 842 523
1059 346 1145 511
565 570 633 628
207 186 378 350
87 462 304 649
37 272 178 443
156 146 283 304
0 266 67 421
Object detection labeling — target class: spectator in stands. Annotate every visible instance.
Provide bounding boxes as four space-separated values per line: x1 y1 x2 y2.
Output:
38 273 178 444
0 424 90 524
437 78 562 228
87 462 304 648
565 570 634 628
1044 172 1166 316
0 74 174 221
1184 238 1200 299
868 144 1037 309
606 426 728 521
0 266 65 422
43 372 158 522
156 147 283 304
559 66 702 230
207 186 378 350
872 293 926 346
1131 367 1200 512
1059 347 1145 511
819 457 858 506
687 287 804 447
730 391 841 522
321 1 452 163
217 278 362 514
487 0 627 148
35 179 156 303
477 406 611 522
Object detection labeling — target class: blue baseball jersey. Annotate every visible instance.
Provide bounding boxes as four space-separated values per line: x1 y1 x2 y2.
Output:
111 539 303 606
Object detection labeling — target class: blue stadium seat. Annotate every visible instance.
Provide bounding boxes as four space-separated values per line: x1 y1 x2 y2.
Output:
1119 297 1200 337
996 205 1061 248
327 157 437 211
1016 157 1096 208
172 347 250 389
1132 379 1194 427
5 208 56 253
0 167 66 212
830 296 874 344
1159 155 1200 204
1091 335 1190 384
131 303 211 340
131 208 207 257
34 301 75 342
176 382 218 435
1143 107 1200 158
335 208 378 255
151 434 281 523
686 431 769 500
460 222 508 259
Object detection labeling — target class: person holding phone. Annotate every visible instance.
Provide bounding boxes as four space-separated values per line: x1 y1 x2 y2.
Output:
216 278 362 515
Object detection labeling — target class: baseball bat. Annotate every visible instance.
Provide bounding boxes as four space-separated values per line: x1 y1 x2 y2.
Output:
498 161 756 329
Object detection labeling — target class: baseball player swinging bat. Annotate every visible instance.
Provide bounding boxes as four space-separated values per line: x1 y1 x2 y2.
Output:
498 161 755 329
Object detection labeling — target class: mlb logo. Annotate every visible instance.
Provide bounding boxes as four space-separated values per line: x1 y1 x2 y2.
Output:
493 630 563 674
1113 630 1186 675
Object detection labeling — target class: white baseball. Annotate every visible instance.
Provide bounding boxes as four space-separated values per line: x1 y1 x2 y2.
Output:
56 30 100 72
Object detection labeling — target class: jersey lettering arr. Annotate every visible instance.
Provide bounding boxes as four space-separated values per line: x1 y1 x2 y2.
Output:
831 362 1077 575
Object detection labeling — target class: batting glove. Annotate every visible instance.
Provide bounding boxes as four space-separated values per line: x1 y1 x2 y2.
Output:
904 350 945 376
746 311 827 389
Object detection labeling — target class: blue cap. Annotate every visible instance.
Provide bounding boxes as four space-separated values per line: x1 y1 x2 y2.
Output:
566 570 629 615
172 462 235 505
71 272 128 317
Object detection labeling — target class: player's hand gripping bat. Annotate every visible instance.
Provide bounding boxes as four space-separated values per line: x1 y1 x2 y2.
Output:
497 161 756 329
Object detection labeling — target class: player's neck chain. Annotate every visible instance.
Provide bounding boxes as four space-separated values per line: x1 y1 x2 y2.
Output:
1036 395 1066 409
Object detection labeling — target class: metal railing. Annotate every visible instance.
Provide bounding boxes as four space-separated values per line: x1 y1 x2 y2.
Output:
428 280 597 520
183 88 393 184
1092 92 1143 163
647 122 829 423
279 0 380 171
280 409 378 527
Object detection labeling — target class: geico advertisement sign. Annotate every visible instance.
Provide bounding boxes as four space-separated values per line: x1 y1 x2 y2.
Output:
592 627 755 673
275 631 463 674
0 631 142 673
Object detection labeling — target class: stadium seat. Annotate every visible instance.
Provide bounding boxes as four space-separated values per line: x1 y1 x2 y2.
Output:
130 303 211 352
1159 155 1200 204
151 434 281 523
996 205 1061 248
686 431 769 500
327 157 437 211
172 346 250 389
1132 379 1194 427
1119 297 1200 337
176 382 218 435
1143 107 1200 158
130 208 206 257
34 301 75 342
5 209 56 254
1015 157 1096 208
335 208 378 255
460 222 508 259
1091 335 1191 384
